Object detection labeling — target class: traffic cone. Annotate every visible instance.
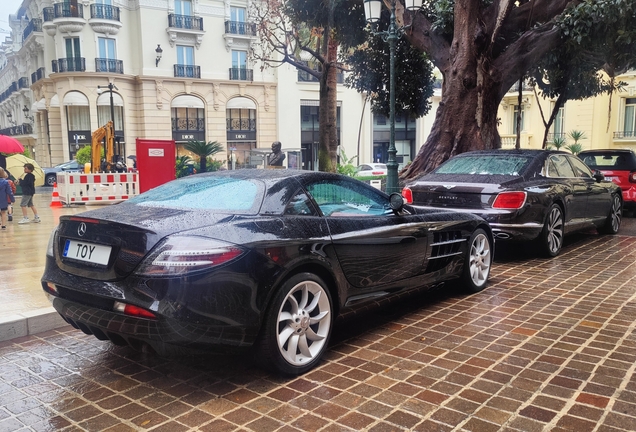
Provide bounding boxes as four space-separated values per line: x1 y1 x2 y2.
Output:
50 182 63 207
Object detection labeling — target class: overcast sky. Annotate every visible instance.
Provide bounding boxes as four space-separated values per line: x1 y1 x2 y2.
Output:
0 0 28 36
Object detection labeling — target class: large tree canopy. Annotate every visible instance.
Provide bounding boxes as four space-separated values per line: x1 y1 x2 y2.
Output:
251 0 366 172
396 0 636 181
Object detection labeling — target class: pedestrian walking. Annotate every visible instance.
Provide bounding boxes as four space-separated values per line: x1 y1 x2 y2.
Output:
5 169 16 221
15 163 40 224
0 167 15 230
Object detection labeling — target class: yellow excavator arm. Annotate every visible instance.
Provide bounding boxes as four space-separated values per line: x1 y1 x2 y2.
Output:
91 121 115 173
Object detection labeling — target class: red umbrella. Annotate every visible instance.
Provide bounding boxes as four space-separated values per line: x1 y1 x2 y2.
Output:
0 135 25 153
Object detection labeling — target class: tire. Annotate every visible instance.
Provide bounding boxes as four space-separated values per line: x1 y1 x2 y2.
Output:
538 204 564 257
460 228 492 293
598 194 622 235
257 273 333 375
45 174 56 187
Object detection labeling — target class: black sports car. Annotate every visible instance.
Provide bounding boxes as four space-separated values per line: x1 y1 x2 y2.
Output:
42 170 492 375
402 150 622 257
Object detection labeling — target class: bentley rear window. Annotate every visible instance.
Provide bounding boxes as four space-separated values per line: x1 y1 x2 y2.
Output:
435 156 531 176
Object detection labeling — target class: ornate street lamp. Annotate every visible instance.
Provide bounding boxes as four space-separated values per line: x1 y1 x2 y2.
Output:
98 82 119 159
362 0 421 193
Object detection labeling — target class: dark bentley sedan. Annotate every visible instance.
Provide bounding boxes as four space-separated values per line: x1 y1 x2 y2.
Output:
42 170 493 375
402 150 622 257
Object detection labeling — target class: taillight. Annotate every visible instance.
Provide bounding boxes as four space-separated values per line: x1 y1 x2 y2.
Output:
402 187 413 204
134 236 245 277
630 171 636 183
114 302 157 319
492 191 527 209
372 171 384 175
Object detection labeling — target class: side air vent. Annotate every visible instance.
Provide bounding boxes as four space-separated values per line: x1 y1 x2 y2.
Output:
425 231 465 273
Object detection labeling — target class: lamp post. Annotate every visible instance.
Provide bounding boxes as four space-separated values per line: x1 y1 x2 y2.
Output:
362 0 421 194
98 82 119 159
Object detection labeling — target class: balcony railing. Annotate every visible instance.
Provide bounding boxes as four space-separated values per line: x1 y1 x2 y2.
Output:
31 67 45 84
546 132 566 142
18 77 30 89
168 13 203 30
43 7 54 22
174 64 200 78
23 18 42 40
90 4 120 21
52 57 86 73
226 118 256 131
298 69 344 84
614 131 635 139
224 20 256 36
229 67 253 81
171 118 205 131
53 2 84 18
95 58 124 74
0 123 33 136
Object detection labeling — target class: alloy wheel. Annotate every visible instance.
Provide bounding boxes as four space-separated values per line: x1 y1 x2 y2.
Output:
468 232 491 288
546 206 564 254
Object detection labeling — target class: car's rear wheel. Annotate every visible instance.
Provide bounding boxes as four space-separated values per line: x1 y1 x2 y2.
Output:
538 204 564 257
461 228 492 293
258 273 333 375
598 193 622 234
45 174 56 186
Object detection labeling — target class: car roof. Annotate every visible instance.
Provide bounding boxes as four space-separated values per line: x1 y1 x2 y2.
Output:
457 149 570 157
579 149 636 155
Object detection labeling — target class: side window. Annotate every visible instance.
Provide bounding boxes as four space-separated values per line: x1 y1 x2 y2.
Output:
305 180 389 217
284 190 317 216
568 156 593 179
547 155 576 178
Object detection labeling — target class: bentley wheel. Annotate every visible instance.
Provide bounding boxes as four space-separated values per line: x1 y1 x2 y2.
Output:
461 228 492 293
258 273 333 375
538 204 564 257
598 194 622 235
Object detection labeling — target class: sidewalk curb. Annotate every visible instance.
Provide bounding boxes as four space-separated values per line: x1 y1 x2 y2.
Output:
0 307 67 342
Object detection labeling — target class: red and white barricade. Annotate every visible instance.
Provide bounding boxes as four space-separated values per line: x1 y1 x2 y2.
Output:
57 172 140 205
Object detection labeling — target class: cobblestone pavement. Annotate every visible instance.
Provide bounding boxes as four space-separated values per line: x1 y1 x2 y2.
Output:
1 232 635 431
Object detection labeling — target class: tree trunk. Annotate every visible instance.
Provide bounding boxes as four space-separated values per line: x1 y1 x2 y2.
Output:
399 0 572 182
400 62 501 182
318 34 339 172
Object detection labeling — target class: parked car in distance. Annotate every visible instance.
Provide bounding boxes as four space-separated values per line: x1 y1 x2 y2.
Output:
42 169 493 375
42 160 81 186
579 149 636 212
356 163 388 177
402 149 622 257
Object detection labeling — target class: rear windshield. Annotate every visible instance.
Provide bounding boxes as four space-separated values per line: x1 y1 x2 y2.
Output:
580 153 636 171
127 176 264 213
435 155 531 175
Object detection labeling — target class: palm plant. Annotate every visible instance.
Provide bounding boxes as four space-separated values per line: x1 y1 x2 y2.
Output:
175 155 193 178
547 136 566 150
566 130 587 155
184 140 224 173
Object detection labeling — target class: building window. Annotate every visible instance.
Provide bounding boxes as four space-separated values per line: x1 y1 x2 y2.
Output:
174 0 192 16
231 6 245 23
177 45 194 66
65 37 81 59
67 106 90 131
513 105 525 134
623 98 636 138
232 50 247 69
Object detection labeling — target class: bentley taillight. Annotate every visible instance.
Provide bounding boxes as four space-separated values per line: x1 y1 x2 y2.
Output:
402 187 413 204
492 191 527 209
629 171 636 183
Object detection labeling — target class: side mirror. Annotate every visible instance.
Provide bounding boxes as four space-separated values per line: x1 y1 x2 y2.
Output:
389 192 404 213
593 170 605 183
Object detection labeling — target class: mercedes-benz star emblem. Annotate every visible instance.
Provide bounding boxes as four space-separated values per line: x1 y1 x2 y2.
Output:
78 222 87 237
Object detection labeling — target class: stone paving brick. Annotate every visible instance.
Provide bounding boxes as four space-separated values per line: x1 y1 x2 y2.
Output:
2 235 636 430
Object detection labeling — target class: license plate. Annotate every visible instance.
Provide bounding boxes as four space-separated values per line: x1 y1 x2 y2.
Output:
63 239 112 265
